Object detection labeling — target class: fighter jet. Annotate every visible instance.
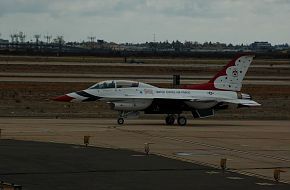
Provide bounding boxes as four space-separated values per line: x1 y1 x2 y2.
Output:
53 53 260 126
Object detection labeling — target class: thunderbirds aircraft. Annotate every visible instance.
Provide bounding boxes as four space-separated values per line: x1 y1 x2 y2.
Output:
53 53 260 126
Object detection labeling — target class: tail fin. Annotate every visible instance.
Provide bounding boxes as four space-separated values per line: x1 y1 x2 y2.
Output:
182 53 255 92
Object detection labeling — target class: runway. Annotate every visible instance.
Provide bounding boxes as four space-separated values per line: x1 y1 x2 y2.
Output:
1 118 290 185
2 72 290 80
0 73 289 85
1 61 290 68
1 60 289 86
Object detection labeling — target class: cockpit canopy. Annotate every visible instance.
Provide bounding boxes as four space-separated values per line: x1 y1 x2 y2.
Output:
89 80 156 89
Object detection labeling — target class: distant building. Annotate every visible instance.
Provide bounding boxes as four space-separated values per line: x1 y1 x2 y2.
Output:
105 42 124 51
0 39 9 49
274 44 289 51
250 41 272 51
0 39 9 44
121 44 151 52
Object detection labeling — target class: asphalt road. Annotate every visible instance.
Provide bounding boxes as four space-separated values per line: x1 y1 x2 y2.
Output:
1 72 290 80
1 119 290 183
1 61 290 68
0 139 289 190
0 75 289 85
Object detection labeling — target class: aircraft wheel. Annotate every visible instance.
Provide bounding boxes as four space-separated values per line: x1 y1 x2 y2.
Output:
165 115 175 125
177 116 187 126
117 118 124 125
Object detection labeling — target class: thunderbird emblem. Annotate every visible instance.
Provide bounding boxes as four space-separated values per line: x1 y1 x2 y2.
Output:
232 69 238 77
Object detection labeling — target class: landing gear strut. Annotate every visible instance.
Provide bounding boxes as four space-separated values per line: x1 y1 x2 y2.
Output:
165 115 175 125
117 111 140 125
117 111 126 125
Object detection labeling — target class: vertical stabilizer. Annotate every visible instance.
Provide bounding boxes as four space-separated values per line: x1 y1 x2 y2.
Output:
182 53 255 91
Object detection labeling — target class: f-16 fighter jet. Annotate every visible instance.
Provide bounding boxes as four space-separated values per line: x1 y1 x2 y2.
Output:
53 54 260 126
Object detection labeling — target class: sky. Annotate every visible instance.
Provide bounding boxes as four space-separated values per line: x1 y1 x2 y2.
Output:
0 0 290 44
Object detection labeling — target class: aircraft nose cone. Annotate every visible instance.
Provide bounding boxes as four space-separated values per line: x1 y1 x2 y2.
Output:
52 95 74 102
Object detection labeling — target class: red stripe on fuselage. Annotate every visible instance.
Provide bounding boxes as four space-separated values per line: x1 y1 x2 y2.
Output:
181 83 217 90
52 95 74 102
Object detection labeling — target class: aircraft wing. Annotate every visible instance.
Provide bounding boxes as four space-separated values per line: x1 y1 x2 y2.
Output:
189 97 260 106
105 95 260 106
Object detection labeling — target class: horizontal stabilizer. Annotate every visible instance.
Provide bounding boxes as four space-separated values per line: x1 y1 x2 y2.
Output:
223 99 261 106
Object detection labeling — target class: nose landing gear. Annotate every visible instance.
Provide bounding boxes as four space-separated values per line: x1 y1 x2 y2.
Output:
116 111 140 125
117 118 124 125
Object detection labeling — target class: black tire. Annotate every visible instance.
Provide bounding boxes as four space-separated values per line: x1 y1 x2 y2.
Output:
117 118 124 125
165 116 175 125
177 116 187 126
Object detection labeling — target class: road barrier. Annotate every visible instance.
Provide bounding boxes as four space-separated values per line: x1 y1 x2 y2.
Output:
273 169 286 182
84 136 90 147
144 143 150 155
144 143 154 155
220 158 227 171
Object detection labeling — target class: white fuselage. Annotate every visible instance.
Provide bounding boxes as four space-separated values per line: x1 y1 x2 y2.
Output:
87 87 237 101
70 86 238 110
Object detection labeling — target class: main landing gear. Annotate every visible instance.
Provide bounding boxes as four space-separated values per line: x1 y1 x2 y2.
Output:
177 116 187 126
165 115 175 125
117 118 124 125
165 115 187 126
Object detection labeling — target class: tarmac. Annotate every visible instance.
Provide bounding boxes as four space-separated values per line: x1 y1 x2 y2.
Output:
0 118 290 189
0 73 289 85
0 139 289 190
1 61 290 68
